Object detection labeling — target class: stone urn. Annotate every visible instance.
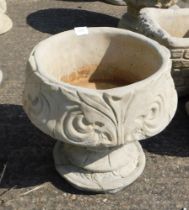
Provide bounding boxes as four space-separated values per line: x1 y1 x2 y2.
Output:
119 0 177 31
138 8 189 96
0 0 12 34
23 27 177 193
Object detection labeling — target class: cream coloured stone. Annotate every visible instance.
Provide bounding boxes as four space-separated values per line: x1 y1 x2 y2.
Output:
138 8 189 96
119 0 177 32
23 27 177 193
0 0 6 13
0 0 12 35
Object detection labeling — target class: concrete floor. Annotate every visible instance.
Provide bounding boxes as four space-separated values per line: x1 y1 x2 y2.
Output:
0 0 188 209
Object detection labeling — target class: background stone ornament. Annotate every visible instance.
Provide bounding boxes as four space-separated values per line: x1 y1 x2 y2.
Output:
23 27 177 193
119 0 178 32
0 0 12 35
137 8 189 96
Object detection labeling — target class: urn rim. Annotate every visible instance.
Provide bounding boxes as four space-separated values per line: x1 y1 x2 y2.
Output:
29 27 171 95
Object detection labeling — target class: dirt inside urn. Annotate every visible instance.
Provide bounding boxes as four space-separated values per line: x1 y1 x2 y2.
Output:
61 66 130 90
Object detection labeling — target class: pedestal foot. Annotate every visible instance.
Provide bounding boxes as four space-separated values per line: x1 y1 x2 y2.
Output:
53 141 145 193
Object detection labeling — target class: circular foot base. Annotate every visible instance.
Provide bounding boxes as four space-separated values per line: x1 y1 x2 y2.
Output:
0 13 12 35
53 142 145 193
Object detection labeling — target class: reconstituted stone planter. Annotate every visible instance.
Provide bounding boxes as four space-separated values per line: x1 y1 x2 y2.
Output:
119 0 177 32
23 27 177 193
0 0 12 34
139 8 189 96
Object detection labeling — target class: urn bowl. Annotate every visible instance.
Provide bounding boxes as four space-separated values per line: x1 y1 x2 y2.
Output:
23 27 177 192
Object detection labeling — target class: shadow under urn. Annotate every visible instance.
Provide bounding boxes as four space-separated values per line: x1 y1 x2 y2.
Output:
23 27 177 193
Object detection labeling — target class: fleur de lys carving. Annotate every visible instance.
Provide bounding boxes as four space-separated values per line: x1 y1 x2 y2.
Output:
60 90 135 147
24 70 177 148
23 27 178 193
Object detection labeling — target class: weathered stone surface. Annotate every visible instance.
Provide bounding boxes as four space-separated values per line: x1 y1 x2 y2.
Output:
119 4 189 96
119 0 177 32
184 49 189 59
0 0 188 209
171 49 184 59
124 7 189 96
0 0 6 12
173 60 189 68
0 0 12 34
23 27 177 193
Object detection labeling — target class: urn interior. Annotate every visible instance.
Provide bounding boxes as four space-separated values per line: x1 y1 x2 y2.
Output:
34 28 164 90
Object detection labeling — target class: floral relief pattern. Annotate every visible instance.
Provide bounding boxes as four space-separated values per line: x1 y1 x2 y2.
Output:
134 71 177 139
24 67 177 147
59 90 135 146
